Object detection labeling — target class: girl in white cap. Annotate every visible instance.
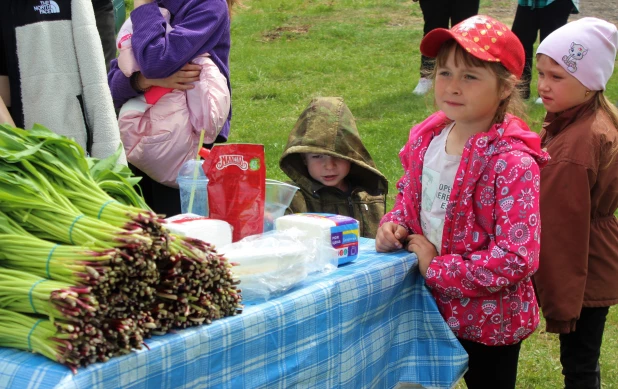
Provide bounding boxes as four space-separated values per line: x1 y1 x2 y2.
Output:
534 17 618 389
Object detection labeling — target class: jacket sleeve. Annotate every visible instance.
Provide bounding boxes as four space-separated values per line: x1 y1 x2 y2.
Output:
380 170 412 231
108 58 140 109
286 190 308 215
380 131 418 234
381 113 446 234
130 2 228 79
424 151 541 298
535 162 591 334
73 0 127 165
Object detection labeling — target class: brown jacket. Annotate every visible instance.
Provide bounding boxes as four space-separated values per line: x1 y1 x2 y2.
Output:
279 97 388 238
535 99 618 334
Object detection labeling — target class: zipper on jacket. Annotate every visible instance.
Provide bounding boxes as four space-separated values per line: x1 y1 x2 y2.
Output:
499 291 505 333
347 196 354 217
76 95 93 156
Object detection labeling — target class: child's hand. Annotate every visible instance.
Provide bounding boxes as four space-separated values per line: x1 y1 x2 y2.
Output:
375 222 408 252
138 64 201 91
405 234 438 278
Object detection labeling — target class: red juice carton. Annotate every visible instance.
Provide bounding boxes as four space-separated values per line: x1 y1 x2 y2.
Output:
201 144 265 242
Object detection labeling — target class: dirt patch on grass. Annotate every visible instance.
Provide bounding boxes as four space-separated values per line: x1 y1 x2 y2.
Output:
385 13 424 28
257 0 617 42
261 26 310 41
571 2 618 25
481 0 618 25
481 0 517 24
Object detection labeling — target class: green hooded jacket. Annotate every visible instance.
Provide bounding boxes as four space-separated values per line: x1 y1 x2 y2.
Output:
279 97 388 238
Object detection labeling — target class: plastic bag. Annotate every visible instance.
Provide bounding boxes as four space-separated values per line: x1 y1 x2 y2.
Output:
219 229 337 303
202 144 265 242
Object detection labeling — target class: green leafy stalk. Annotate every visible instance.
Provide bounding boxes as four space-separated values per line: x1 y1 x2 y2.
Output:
0 268 99 321
0 309 77 371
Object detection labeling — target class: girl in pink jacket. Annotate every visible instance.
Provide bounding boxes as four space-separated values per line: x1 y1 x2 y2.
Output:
376 15 549 388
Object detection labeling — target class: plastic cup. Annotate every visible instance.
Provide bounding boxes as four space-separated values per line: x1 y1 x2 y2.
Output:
178 177 209 216
177 160 209 216
263 179 299 231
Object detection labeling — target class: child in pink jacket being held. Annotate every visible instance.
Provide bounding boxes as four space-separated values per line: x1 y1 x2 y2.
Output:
376 15 549 388
115 5 230 189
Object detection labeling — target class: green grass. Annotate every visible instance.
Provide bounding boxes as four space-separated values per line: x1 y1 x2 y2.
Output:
229 2 618 387
124 0 618 387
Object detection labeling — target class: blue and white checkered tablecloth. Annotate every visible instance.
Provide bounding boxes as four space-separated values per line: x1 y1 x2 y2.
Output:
0 238 468 389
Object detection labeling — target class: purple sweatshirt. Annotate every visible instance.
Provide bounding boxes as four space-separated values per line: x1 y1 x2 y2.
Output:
108 0 232 140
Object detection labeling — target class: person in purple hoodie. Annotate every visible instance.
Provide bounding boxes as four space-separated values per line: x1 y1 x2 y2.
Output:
107 0 236 216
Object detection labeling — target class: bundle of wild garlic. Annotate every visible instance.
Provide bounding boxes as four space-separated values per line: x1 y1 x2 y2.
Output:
0 124 242 372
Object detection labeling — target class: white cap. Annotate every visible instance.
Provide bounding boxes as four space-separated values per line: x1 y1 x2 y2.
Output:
536 17 618 91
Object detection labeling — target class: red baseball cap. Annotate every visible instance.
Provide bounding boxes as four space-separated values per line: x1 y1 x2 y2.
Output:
420 15 525 79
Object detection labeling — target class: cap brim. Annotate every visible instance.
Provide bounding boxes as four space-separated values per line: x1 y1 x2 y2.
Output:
420 28 457 58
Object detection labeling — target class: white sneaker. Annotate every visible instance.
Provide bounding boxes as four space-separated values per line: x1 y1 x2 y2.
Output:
535 97 543 104
413 78 432 96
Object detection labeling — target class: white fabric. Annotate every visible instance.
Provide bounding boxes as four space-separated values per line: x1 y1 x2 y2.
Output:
420 123 461 254
537 17 618 91
16 0 126 164
413 77 433 96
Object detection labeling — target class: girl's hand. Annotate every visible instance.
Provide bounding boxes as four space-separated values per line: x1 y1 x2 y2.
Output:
406 234 438 277
375 222 408 252
137 64 201 90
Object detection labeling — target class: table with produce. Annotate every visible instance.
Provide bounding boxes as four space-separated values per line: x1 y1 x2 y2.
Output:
0 125 467 388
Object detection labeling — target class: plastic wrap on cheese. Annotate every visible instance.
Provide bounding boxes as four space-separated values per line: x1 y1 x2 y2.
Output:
219 231 309 302
164 213 232 248
275 213 359 265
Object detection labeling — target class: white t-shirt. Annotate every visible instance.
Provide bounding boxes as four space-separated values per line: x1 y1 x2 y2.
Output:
420 123 461 254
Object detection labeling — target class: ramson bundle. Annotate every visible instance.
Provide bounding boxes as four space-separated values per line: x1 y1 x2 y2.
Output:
0 124 243 372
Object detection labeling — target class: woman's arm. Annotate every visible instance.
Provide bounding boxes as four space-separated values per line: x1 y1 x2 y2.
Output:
108 59 140 109
0 76 14 125
0 76 10 108
108 59 201 108
130 0 228 79
136 64 201 90
0 96 14 126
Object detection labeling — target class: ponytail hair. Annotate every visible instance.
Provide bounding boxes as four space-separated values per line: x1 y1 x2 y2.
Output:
226 0 243 18
591 92 618 167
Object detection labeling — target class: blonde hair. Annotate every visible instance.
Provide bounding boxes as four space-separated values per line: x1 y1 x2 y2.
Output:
430 40 527 126
591 92 618 167
226 0 243 18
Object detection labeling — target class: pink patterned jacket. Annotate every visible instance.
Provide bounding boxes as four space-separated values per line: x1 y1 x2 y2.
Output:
382 112 550 346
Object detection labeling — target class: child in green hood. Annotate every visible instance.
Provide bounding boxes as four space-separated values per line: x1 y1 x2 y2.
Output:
279 97 388 238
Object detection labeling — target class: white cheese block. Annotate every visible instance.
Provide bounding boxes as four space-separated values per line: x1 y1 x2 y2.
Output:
221 244 307 275
275 213 359 265
164 214 232 248
219 238 308 302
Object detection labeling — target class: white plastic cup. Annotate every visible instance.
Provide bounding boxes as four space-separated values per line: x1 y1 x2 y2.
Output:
263 179 299 231
177 160 209 216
